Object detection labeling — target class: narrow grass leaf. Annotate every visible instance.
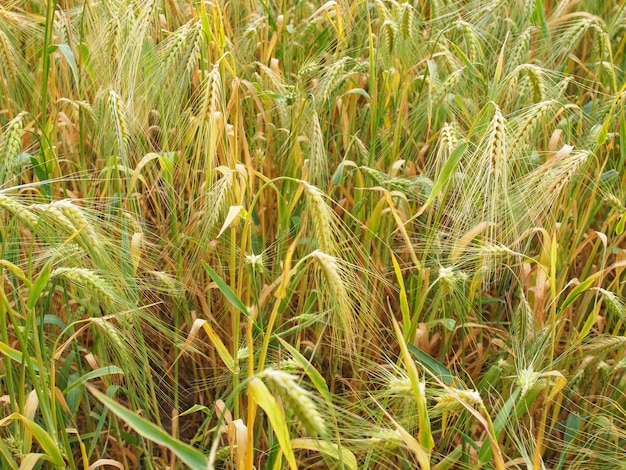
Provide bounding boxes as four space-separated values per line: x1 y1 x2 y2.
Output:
390 251 411 336
616 211 626 235
87 386 209 470
392 317 434 450
203 261 248 315
276 337 331 403
412 141 467 220
478 387 521 463
561 274 599 310
27 260 54 309
448 44 484 84
63 366 125 394
533 0 550 41
342 88 370 99
0 341 25 366
52 44 79 84
291 438 357 470
408 344 460 389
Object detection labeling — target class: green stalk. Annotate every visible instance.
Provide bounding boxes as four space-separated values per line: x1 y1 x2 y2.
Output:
41 0 57 133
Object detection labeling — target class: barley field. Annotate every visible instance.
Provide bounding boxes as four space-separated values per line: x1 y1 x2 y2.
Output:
0 0 625 468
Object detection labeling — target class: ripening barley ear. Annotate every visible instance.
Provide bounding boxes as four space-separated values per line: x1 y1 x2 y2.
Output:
434 388 483 414
316 57 351 106
398 3 414 40
515 149 591 225
303 182 339 255
306 112 329 188
108 89 131 163
174 63 226 182
156 18 203 104
428 122 461 176
431 67 465 107
512 288 535 342
0 29 18 89
88 313 171 420
380 20 397 56
0 113 25 186
457 20 481 65
374 0 391 23
0 192 39 229
524 65 548 102
123 0 159 84
260 368 327 438
30 200 105 263
311 250 358 351
0 27 36 112
550 0 574 21
583 335 626 362
53 9 70 46
507 100 560 161
104 14 121 73
188 167 238 259
454 104 511 247
551 17 597 66
52 267 118 312
595 288 626 327
505 27 534 74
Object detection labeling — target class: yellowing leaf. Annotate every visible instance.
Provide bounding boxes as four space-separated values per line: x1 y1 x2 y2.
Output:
217 205 247 238
248 378 297 470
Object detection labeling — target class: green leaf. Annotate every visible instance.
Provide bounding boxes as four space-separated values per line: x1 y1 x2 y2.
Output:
561 275 599 310
178 404 211 417
616 211 626 235
413 141 467 220
291 438 357 470
555 413 581 470
276 337 331 403
37 314 67 331
599 169 619 184
392 318 434 450
390 251 411 337
27 259 54 309
343 88 370 99
51 44 79 84
408 343 460 389
202 261 248 316
88 386 209 470
478 387 521 463
0 341 36 370
63 366 124 394
249 378 297 470
533 0 550 42
448 43 484 84
332 161 345 185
